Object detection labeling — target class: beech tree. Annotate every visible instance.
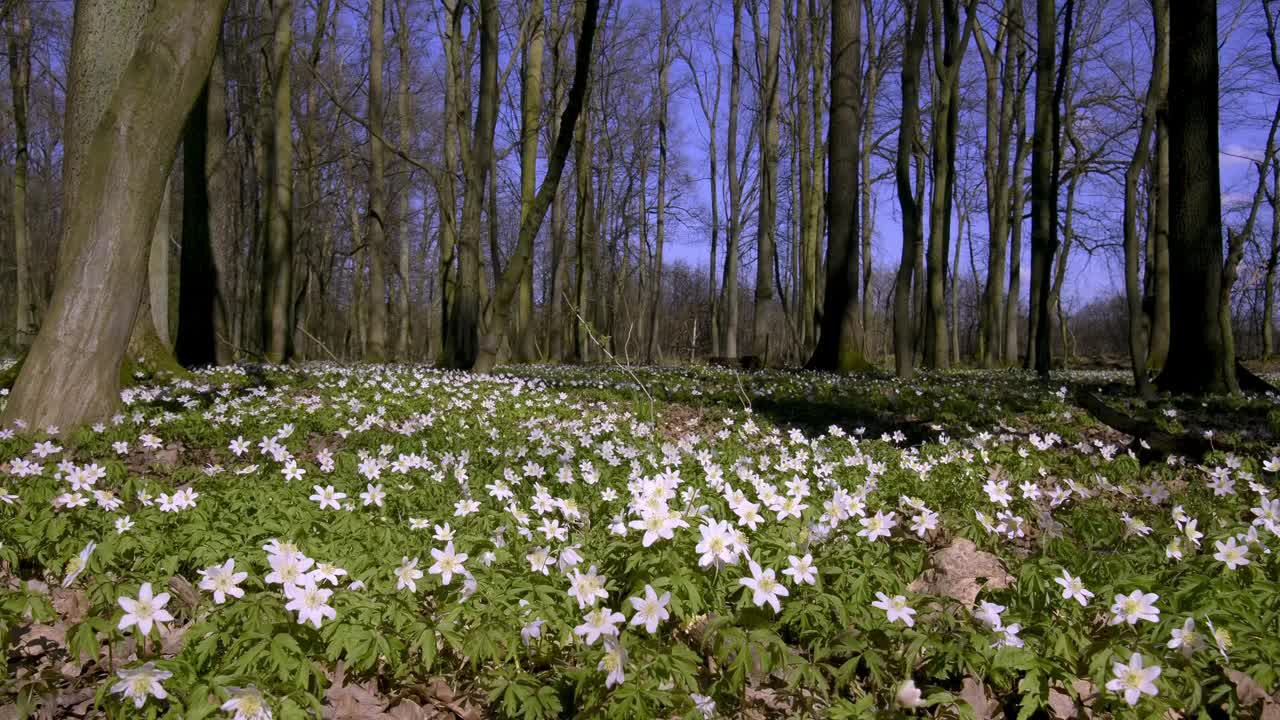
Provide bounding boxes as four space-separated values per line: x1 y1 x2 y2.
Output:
3 0 228 430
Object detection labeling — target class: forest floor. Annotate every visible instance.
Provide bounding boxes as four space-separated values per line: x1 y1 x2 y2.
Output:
2 361 1280 719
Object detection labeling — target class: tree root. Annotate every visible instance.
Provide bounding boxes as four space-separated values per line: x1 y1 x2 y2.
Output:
1073 390 1220 460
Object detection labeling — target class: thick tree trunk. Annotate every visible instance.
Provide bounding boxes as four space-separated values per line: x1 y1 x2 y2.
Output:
1025 0 1058 377
1155 0 1231 394
893 0 928 379
3 0 227 431
808 0 865 372
446 0 498 369
1147 16 1171 368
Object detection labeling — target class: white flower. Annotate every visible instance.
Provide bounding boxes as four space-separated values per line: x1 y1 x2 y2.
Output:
974 601 1005 630
1109 590 1160 626
896 679 923 708
527 547 557 575
309 485 346 510
574 606 625 645
111 662 172 708
428 542 468 586
283 580 336 628
1167 617 1205 657
782 554 817 586
62 542 96 588
395 557 424 592
198 559 248 604
115 515 135 534
1053 570 1093 607
1213 537 1250 569
599 638 627 687
265 552 314 587
221 686 272 720
359 484 385 507
117 582 174 636
567 566 609 609
695 520 740 568
691 692 717 717
628 584 671 634
872 592 916 627
1105 652 1161 706
857 510 897 542
739 559 789 613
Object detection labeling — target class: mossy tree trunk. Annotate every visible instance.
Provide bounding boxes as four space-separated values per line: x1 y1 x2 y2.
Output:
2 0 228 432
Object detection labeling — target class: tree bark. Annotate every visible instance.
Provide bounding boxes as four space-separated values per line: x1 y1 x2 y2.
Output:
974 1 1014 368
514 0 545 363
262 0 294 364
363 0 389 362
1154 0 1231 394
722 0 744 358
1123 0 1166 396
808 0 865 372
394 0 413 360
752 0 783 364
648 0 671 363
7 0 34 350
893 0 928 379
3 0 227 431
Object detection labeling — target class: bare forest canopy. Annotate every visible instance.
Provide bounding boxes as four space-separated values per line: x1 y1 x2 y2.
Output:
1 0 1279 431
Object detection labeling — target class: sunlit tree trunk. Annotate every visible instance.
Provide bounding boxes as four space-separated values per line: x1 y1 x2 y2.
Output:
647 0 671 363
3 0 227 431
362 0 389 361
974 1 1014 368
1003 9 1028 366
261 0 294 364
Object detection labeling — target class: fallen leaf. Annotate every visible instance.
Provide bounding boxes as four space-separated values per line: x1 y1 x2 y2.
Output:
908 538 1013 607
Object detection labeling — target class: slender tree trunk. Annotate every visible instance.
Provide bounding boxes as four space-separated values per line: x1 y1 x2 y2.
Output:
573 99 594 363
437 4 462 364
262 0 294 363
1123 0 1165 395
1265 162 1279 359
893 0 928 379
859 0 880 347
975 1 1013 368
514 0 545 363
7 0 34 350
363 0 389 361
753 0 783 364
1026 0 1061 378
1004 13 1028 365
722 0 744 358
4 0 227 430
648 0 671 363
395 0 413 360
1155 0 1231 394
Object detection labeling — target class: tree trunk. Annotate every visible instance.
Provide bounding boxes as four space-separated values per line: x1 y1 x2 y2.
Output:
753 0 783 364
1123 0 1166 395
573 98 595 363
3 0 227 431
364 0 389 361
893 0 928 379
262 0 294 364
514 0 545 363
7 0 34 349
1004 19 1029 365
437 2 462 364
859 0 881 348
975 0 1014 368
1147 11 1171 368
1154 0 1231 394
444 0 497 369
648 0 671 363
722 0 744 358
1265 162 1279 360
1025 0 1060 378
394 0 413 360
808 0 865 372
